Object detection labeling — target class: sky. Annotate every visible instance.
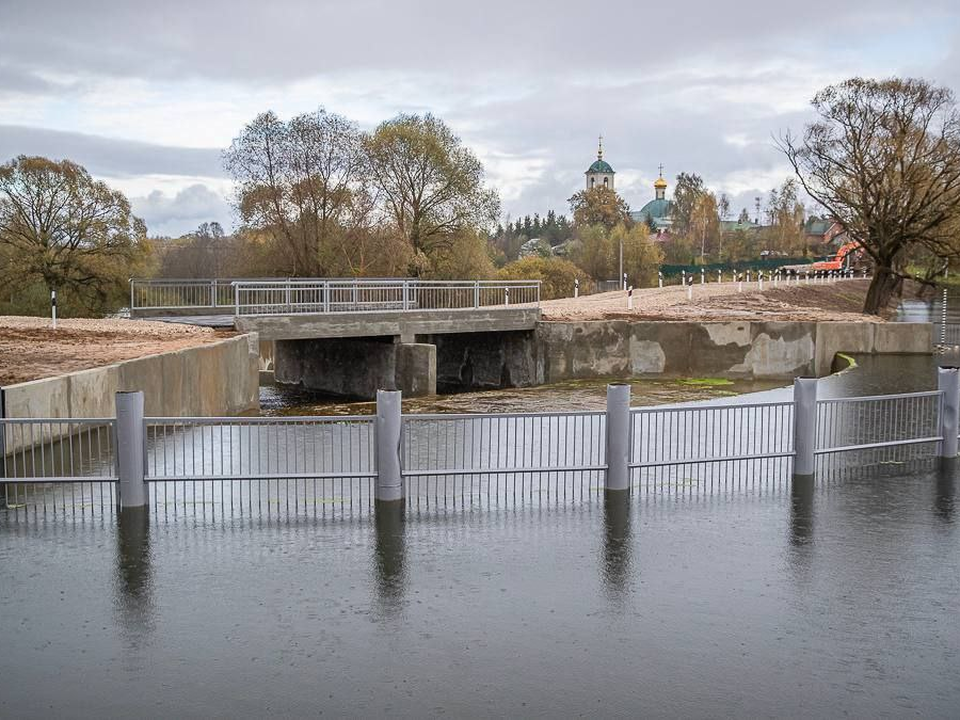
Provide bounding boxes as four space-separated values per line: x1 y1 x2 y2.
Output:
1 0 959 237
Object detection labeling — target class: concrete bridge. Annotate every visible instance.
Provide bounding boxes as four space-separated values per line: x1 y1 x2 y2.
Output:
130 278 542 398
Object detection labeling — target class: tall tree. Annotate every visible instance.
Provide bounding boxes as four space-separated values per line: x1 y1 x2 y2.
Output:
0 155 148 312
366 113 500 262
671 172 706 237
689 192 720 261
780 77 960 313
223 108 366 276
568 186 632 230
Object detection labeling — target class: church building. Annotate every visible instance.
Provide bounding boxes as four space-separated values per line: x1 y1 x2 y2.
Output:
583 139 673 232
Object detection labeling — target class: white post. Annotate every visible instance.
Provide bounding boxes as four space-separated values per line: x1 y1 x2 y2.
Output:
376 390 403 504
627 286 634 310
700 269 705 285
738 273 743 293
746 270 751 284
658 271 663 289
681 270 686 287
574 278 579 299
938 367 959 461
686 277 692 300
622 272 627 292
758 272 764 292
51 290 57 330
605 383 630 492
116 391 147 509
793 377 818 481
718 270 722 284
474 281 480 309
504 286 510 306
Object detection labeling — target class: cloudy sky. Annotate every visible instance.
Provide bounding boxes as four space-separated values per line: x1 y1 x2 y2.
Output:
1 0 958 237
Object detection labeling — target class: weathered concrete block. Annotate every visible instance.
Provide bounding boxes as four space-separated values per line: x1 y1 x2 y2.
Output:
69 365 120 418
118 354 165 416
274 337 398 399
4 376 71 419
178 347 203 416
874 322 932 354
160 350 184 417
396 343 437 397
815 323 875 376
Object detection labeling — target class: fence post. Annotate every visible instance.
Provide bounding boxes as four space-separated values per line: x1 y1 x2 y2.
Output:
376 390 403 505
233 282 240 316
0 387 6 509
402 280 409 311
210 279 216 309
793 377 818 481
605 383 630 492
116 391 147 509
474 281 480 308
938 367 959 462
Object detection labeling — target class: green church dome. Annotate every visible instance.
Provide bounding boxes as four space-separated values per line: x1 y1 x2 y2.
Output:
586 159 615 174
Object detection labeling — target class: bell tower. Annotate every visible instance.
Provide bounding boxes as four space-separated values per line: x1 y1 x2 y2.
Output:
585 136 615 190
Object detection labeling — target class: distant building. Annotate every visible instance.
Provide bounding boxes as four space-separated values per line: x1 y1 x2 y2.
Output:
629 169 673 232
585 137 615 190
804 217 845 247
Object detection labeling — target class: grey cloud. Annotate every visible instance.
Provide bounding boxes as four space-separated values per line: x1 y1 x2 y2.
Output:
0 0 952 83
0 125 226 179
132 184 233 238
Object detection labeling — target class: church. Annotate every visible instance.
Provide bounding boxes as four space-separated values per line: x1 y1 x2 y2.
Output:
584 138 673 232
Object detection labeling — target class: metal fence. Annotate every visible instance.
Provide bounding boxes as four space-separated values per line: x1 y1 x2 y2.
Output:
2 376 957 522
129 278 541 315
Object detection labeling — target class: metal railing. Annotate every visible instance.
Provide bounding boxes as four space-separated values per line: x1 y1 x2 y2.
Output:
3 374 958 521
1 418 118 517
232 279 540 316
128 278 541 315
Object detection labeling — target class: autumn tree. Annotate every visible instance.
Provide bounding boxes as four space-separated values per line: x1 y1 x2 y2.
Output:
223 108 367 276
0 155 149 314
689 192 720 261
763 179 806 255
670 172 706 236
780 77 960 314
366 113 500 267
568 186 632 230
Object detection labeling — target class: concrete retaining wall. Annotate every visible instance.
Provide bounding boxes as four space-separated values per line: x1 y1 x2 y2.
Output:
2 333 260 420
536 320 933 383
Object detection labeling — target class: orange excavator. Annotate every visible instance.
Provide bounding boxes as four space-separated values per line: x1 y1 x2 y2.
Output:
781 240 864 274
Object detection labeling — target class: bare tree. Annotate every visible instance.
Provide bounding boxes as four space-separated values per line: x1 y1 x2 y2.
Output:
779 77 960 314
223 109 366 276
0 155 148 311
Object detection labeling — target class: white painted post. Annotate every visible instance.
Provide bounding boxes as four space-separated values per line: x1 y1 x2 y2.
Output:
474 281 480 309
718 270 722 284
700 269 705 285
758 272 764 292
605 383 630 492
738 272 743 293
504 286 510 306
375 390 403 504
686 278 692 300
116 391 147 509
681 270 686 287
793 378 818 481
574 278 579 299
658 271 663 289
746 270 751 284
51 290 57 330
938 367 959 461
627 286 634 310
623 272 627 291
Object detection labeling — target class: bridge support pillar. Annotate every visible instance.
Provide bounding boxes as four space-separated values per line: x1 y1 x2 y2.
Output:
395 343 437 397
605 383 631 493
116 391 148 509
376 390 404 505
938 367 959 466
793 377 818 482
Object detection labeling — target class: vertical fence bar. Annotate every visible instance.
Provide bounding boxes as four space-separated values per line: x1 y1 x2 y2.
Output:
938 367 959 462
793 377 817 481
0 387 6 509
605 383 630 492
116 391 147 509
376 390 403 504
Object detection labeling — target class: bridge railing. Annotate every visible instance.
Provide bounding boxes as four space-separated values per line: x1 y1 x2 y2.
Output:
129 278 540 315
231 279 540 316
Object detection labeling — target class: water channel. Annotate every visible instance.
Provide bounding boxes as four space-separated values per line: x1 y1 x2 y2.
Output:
1 319 958 715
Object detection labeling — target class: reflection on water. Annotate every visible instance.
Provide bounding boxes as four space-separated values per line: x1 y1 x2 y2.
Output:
601 492 632 603
373 503 406 617
114 507 154 648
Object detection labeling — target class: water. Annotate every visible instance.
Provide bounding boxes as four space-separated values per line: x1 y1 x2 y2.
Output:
2 317 957 716
1 470 958 717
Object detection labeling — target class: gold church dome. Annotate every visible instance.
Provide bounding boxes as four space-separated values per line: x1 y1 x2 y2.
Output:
654 176 668 189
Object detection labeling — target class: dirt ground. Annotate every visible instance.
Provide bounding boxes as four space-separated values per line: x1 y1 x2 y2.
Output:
540 278 888 323
0 317 229 386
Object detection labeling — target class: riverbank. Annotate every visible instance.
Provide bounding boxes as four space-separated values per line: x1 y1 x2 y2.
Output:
540 278 890 322
0 316 227 386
